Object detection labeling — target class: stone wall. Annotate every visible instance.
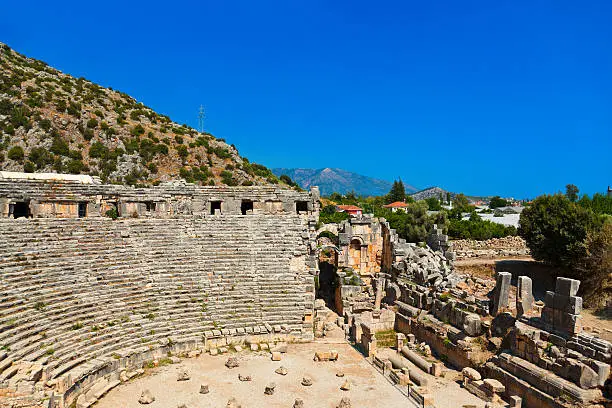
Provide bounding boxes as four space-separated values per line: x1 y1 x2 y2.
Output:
453 236 529 260
0 177 319 219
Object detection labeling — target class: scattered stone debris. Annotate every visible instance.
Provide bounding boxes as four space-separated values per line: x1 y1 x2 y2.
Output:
238 374 252 382
199 384 210 394
138 390 155 404
336 371 345 377
177 404 187 408
225 357 240 369
301 376 313 386
177 370 190 381
271 351 282 361
340 380 351 390
293 398 305 408
337 397 352 408
226 398 241 408
275 366 288 376
264 382 276 395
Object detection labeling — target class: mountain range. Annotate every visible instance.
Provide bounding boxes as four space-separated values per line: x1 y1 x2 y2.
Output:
272 167 418 197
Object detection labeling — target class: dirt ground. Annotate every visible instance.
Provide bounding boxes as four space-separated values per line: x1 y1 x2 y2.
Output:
97 343 485 408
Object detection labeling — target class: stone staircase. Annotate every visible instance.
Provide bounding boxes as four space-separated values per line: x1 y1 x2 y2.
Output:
0 215 312 403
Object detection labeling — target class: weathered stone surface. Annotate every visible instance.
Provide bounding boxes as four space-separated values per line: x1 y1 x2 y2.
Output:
556 277 580 297
336 397 352 408
516 276 534 316
340 379 351 390
275 366 288 376
199 384 209 394
462 367 482 381
301 376 313 386
293 399 304 408
238 374 252 382
225 357 239 369
314 350 338 361
138 390 155 404
177 370 190 381
491 272 511 315
226 398 241 408
271 351 282 361
264 382 276 395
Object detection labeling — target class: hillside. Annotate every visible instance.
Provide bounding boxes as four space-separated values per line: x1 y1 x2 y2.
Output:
272 167 417 196
0 42 285 187
409 186 453 202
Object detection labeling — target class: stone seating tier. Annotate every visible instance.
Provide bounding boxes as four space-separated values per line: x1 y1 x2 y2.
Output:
0 216 313 403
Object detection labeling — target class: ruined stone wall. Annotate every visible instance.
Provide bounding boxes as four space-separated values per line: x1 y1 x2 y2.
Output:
0 178 319 219
0 180 319 406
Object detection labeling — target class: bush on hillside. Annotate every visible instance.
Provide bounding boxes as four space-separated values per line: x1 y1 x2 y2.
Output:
7 146 24 162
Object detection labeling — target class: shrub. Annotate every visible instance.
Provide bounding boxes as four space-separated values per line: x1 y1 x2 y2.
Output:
86 118 98 128
29 147 53 169
105 208 118 220
131 124 145 136
176 145 188 159
7 146 24 162
174 135 184 144
38 118 52 131
23 161 35 172
50 137 70 156
66 159 85 174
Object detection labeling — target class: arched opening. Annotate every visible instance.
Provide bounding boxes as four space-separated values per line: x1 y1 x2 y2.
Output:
316 230 340 312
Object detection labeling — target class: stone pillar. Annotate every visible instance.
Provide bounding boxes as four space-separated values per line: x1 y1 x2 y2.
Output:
396 333 406 351
491 272 511 316
516 276 534 317
374 274 386 311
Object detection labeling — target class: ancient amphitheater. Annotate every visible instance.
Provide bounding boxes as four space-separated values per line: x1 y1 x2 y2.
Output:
0 172 610 408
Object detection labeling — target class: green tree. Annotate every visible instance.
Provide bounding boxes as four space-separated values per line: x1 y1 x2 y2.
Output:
424 197 442 211
576 221 612 309
489 196 509 208
565 184 579 202
452 193 472 212
386 179 406 204
518 194 601 269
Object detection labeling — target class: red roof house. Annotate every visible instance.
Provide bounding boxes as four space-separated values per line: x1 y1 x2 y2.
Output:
383 201 408 212
336 205 363 217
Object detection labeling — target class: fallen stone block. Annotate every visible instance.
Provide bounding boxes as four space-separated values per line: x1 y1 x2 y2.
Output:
138 390 155 404
314 350 338 361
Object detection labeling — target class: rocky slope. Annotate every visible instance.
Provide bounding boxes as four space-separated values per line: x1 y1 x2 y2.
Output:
272 167 417 196
0 42 285 187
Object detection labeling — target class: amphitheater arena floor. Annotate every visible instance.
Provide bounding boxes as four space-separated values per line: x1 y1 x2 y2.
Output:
96 342 487 408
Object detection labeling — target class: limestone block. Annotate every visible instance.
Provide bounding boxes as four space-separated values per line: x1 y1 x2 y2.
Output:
491 272 511 316
462 367 482 381
483 378 505 393
516 276 534 316
556 277 580 297
271 352 282 361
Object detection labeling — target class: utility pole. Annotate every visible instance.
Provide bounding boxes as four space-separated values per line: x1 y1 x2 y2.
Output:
198 105 206 133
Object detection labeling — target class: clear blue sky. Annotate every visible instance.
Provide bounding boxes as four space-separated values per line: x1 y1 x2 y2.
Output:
3 1 611 198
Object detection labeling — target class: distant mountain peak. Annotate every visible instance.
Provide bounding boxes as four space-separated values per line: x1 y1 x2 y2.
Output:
272 168 417 196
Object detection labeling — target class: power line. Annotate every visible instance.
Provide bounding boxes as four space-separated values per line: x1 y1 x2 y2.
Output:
198 105 206 133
